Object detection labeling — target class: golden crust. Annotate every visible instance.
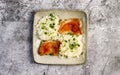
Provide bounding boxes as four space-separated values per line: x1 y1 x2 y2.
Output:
38 40 61 56
58 18 83 36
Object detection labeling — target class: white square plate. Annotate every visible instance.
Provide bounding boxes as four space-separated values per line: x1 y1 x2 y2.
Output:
33 10 87 65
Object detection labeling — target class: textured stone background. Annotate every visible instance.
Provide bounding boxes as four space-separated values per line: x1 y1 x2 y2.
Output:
0 0 120 75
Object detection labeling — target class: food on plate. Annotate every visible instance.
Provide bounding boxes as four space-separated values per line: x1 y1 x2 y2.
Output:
36 13 84 58
35 13 60 40
38 40 61 56
59 35 83 58
58 18 83 36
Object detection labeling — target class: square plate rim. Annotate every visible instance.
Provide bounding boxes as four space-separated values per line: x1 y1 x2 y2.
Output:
33 9 88 65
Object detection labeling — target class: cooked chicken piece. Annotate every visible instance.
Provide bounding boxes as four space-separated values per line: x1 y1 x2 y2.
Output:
58 18 83 36
38 40 61 56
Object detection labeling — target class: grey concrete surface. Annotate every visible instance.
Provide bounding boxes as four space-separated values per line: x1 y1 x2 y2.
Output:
0 0 120 75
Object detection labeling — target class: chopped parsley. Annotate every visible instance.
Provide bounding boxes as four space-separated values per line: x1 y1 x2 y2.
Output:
77 44 80 47
41 27 44 29
73 38 75 41
69 43 76 50
41 25 47 30
69 42 80 50
53 23 55 25
49 23 54 28
44 32 47 34
49 13 54 17
81 52 83 55
65 40 67 42
49 13 56 21
68 33 74 36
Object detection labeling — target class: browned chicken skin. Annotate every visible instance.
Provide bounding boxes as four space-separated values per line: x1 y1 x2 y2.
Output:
38 40 61 56
58 18 83 36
